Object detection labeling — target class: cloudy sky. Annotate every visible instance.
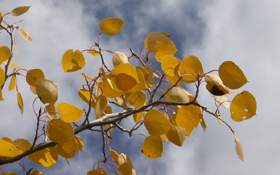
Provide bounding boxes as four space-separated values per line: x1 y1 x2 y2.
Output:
1 0 279 174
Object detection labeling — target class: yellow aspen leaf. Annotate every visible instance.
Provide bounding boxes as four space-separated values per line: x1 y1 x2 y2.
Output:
57 137 77 158
133 112 145 123
99 17 124 36
144 33 169 51
12 139 32 152
78 89 97 108
45 104 56 119
26 69 45 86
0 67 5 86
163 85 190 103
166 73 183 85
154 40 177 62
78 71 95 81
2 137 12 143
166 123 186 147
0 46 12 63
176 105 202 136
18 28 33 41
205 74 233 96
144 109 172 136
57 102 84 123
128 68 148 92
179 55 204 83
162 134 168 142
125 91 146 109
0 139 22 158
0 89 3 101
141 135 163 159
95 94 108 119
219 61 248 89
117 154 136 175
0 11 2 22
101 77 123 98
234 134 244 161
110 148 119 162
3 60 22 69
17 92 24 114
230 90 257 122
110 63 139 91
29 170 44 175
211 94 230 108
87 168 108 175
2 173 18 175
74 136 83 152
10 6 31 16
88 49 100 57
62 49 85 73
161 55 179 76
28 147 58 167
36 78 58 105
200 115 207 131
137 66 155 87
113 52 129 67
30 85 36 94
47 119 74 143
9 74 16 91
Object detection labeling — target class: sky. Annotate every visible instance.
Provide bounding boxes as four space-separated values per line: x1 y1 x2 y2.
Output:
1 0 280 174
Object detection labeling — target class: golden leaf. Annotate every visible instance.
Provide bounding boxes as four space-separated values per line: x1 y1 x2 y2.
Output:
110 148 119 162
113 52 129 67
109 63 139 91
78 89 97 108
117 154 136 175
205 74 233 96
74 136 84 152
176 105 202 136
36 78 58 105
234 134 244 161
166 123 186 146
46 119 74 143
10 6 31 16
28 147 58 167
62 49 85 73
0 67 5 86
0 138 22 158
179 55 204 83
18 28 33 41
58 102 84 123
9 74 16 91
125 91 146 109
17 92 24 114
95 94 108 119
144 109 172 136
12 139 32 152
87 168 108 175
57 137 77 158
161 55 179 76
154 40 177 62
219 61 248 89
0 46 12 63
163 85 190 103
101 76 123 98
99 17 124 36
45 104 56 119
29 170 44 175
144 33 169 51
26 69 45 86
230 90 257 122
141 135 163 159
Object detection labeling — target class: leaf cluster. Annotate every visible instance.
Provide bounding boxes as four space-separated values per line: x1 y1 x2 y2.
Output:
0 6 257 175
